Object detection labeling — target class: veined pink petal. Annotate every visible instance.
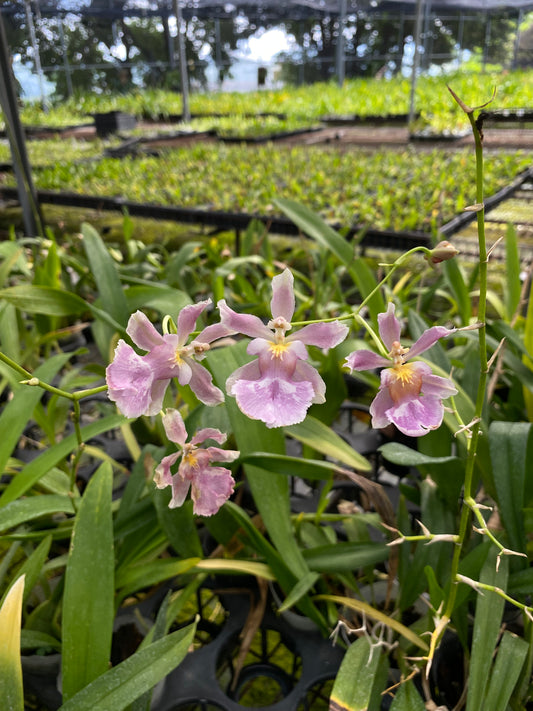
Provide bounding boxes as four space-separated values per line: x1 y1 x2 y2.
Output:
345 350 391 372
270 268 295 322
407 325 455 359
187 360 225 406
291 321 349 349
126 311 165 351
161 408 188 446
369 387 395 430
386 395 445 437
169 476 191 510
420 373 458 399
231 374 315 428
378 303 402 350
293 359 326 403
176 300 211 346
197 321 236 345
146 379 170 416
204 446 240 463
154 452 180 489
106 341 155 418
226 359 262 395
190 428 227 446
145 335 180 379
218 300 272 340
190 466 235 516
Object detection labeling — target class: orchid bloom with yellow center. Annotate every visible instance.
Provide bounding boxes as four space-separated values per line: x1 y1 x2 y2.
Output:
106 300 234 418
218 269 349 428
345 303 457 437
154 409 239 516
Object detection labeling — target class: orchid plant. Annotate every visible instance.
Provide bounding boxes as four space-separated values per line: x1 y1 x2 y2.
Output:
2 87 533 711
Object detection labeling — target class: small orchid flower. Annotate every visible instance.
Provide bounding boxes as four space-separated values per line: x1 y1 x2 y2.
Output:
154 409 239 516
345 302 457 437
106 300 233 418
218 268 349 428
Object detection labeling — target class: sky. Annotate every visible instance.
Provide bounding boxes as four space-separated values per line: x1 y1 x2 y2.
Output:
13 26 294 101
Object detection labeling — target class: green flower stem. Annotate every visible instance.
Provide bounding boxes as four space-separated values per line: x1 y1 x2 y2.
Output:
440 92 491 638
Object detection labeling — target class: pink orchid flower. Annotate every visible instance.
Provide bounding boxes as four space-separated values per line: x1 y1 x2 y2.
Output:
106 301 233 418
154 408 239 516
345 302 457 437
218 268 349 428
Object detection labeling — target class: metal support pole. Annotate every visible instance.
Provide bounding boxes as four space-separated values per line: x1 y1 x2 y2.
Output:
336 0 347 86
512 8 524 69
408 0 425 126
24 0 48 111
58 17 73 98
173 0 190 122
0 8 43 236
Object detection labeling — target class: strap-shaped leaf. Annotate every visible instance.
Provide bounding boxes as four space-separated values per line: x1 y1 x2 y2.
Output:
62 462 114 701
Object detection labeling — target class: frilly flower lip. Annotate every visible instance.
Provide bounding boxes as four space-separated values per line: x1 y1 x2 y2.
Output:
154 408 239 517
345 302 457 437
218 268 349 428
106 300 233 418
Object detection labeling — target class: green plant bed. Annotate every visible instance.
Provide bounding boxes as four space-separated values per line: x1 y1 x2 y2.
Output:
0 138 115 167
14 144 530 235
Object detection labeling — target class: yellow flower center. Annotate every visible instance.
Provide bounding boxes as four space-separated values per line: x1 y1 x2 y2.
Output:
388 362 422 402
269 342 289 359
183 448 199 468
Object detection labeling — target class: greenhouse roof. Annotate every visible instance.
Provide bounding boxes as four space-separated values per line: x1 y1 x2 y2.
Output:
2 0 533 19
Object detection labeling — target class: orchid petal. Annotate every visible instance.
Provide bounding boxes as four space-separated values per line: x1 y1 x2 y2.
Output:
218 300 272 340
146 379 170 416
126 311 164 351
176 300 211 346
197 321 236 344
270 268 295 322
386 395 445 437
161 409 188 446
407 325 455 359
292 321 349 349
154 452 180 489
187 360 225 406
226 360 262 395
378 303 401 350
369 387 396 430
190 467 235 517
231 375 315 428
190 428 227 446
345 350 391 372
169 476 191 510
293 359 326 403
106 341 155 418
421 373 458 399
204 447 240 463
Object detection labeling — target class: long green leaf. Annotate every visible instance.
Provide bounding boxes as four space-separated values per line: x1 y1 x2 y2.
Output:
81 223 130 327
329 635 382 711
489 421 533 557
62 462 115 701
58 623 196 711
115 558 201 599
0 413 125 506
274 197 385 322
284 416 372 472
303 541 388 573
505 223 521 320
466 545 509 711
0 284 88 316
389 680 426 710
0 575 25 711
0 496 75 533
483 631 529 711
0 351 74 481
